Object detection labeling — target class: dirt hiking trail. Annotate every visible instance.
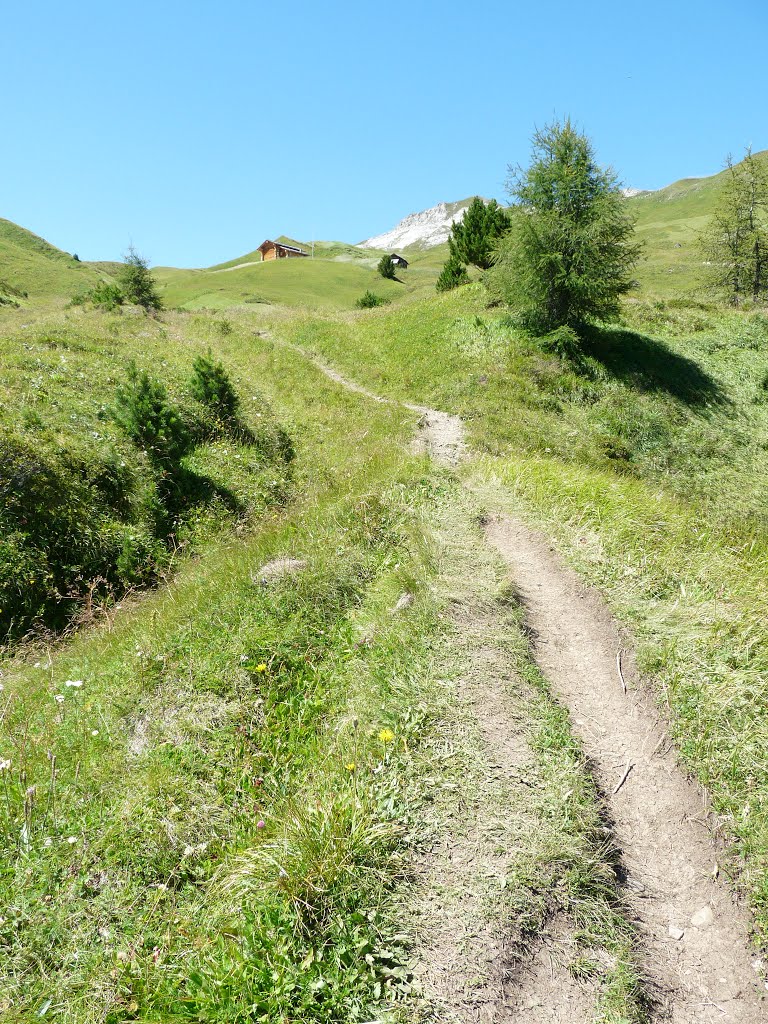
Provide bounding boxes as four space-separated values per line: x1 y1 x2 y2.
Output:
485 516 765 1022
269 334 766 1020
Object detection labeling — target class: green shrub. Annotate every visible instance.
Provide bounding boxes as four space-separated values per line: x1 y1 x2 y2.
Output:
0 432 160 637
119 245 162 312
113 363 190 468
69 282 123 311
355 291 389 309
191 351 240 419
540 325 582 359
436 253 469 292
377 253 396 279
90 281 124 310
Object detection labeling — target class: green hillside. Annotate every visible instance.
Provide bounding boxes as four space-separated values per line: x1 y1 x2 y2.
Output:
3 283 768 1018
627 149 768 294
155 242 445 310
0 218 106 304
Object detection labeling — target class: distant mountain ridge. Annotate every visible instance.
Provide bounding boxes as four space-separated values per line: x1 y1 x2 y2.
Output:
359 198 483 251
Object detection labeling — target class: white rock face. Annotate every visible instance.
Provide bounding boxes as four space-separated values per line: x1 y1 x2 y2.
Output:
360 199 480 251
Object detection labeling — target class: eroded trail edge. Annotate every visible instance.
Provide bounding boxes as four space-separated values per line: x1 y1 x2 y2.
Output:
267 334 766 1020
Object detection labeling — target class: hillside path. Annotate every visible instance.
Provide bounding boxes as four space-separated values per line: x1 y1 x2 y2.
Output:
266 333 766 1021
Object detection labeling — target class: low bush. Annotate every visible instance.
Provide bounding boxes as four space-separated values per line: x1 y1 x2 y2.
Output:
113 363 190 468
355 291 389 309
0 431 161 637
0 347 294 643
69 282 124 311
191 350 240 419
436 253 469 292
540 324 582 359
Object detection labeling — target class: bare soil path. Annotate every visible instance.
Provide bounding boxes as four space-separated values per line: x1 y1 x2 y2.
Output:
484 516 765 1022
267 334 766 1020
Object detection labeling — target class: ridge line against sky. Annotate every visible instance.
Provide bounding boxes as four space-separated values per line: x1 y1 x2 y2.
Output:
3 0 766 267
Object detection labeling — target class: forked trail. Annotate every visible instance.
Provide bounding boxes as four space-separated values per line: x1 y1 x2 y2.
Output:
269 334 766 1021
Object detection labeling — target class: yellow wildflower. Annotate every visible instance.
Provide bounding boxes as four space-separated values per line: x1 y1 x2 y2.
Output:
378 728 395 744
255 663 268 673
345 762 356 771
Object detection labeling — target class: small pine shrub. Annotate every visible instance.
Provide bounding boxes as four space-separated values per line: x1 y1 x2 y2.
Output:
540 325 582 359
377 253 396 279
436 253 469 292
191 351 240 419
90 282 124 310
119 245 162 312
113 363 189 467
355 291 389 309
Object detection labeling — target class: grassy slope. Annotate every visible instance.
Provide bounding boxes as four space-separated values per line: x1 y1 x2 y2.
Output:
0 219 106 305
0 302 435 1020
628 149 768 295
0 302 652 1022
0 307 297 639
273 284 768 943
155 247 444 311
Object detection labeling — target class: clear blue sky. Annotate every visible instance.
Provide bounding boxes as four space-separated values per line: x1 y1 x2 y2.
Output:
3 0 766 267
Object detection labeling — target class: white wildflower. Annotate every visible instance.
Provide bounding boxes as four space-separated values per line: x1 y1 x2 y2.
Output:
0 759 11 771
91 730 99 737
64 680 83 688
54 695 65 704
66 836 78 844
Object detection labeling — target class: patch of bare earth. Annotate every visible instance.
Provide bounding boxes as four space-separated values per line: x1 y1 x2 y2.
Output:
405 524 597 1022
484 515 766 1022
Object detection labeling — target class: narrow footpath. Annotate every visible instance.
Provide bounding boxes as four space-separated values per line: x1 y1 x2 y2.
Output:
268 333 767 1022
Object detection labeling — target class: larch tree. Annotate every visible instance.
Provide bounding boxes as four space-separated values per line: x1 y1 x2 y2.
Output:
698 149 768 305
488 119 642 333
119 245 163 312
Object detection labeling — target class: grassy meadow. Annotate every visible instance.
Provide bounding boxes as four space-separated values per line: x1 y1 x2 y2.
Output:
4 152 768 1020
0 303 444 1020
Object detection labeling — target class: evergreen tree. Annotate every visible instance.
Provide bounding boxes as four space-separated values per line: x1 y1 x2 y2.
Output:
191 351 240 419
698 149 768 305
449 197 509 269
436 252 470 292
119 245 163 312
377 253 396 279
113 363 188 468
488 119 641 332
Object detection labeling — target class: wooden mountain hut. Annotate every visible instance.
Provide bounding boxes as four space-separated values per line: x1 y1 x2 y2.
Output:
389 253 409 268
258 240 309 262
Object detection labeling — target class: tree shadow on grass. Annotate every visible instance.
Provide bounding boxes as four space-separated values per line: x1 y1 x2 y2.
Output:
157 467 244 538
580 325 728 409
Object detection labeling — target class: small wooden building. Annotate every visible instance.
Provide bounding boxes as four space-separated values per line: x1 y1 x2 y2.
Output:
390 253 409 268
258 240 309 262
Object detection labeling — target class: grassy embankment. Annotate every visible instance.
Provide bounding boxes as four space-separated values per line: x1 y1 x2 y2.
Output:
0 301 651 1022
0 219 105 307
0 303 431 1020
0 307 295 641
273 284 768 946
